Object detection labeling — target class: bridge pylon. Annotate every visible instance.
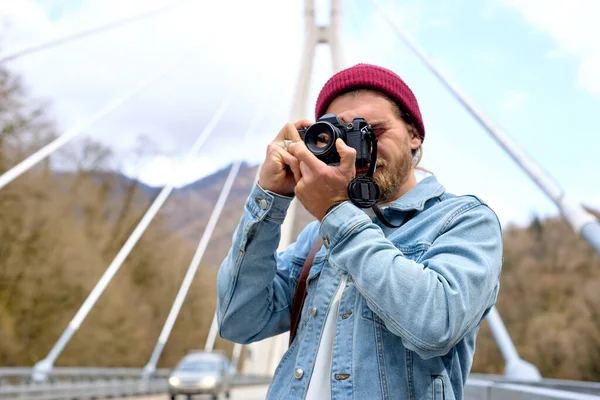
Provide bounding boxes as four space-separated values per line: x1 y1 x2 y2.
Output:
240 0 344 376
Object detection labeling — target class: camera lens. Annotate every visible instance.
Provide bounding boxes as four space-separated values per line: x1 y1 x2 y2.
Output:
303 122 339 156
315 132 330 149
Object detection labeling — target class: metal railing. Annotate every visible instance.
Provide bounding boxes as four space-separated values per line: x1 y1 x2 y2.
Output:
466 376 600 400
0 367 271 399
0 380 166 400
0 367 169 400
470 374 600 397
2 368 600 400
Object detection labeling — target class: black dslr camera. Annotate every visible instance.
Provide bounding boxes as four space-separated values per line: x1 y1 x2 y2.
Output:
298 114 374 166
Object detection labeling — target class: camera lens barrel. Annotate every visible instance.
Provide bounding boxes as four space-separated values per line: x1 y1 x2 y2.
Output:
299 114 373 166
303 121 343 165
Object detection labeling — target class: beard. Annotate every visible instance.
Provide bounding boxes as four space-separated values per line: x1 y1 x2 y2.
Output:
372 138 414 203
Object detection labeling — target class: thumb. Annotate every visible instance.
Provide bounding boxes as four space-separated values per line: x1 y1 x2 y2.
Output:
336 139 356 174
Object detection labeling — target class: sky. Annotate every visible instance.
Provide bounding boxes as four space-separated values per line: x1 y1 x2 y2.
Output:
1 0 599 228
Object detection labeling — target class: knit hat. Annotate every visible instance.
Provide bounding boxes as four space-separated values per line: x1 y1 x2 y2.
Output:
314 63 425 141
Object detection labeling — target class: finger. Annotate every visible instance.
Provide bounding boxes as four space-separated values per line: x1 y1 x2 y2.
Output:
293 119 313 131
274 120 311 143
279 147 301 182
286 119 314 142
265 142 283 160
299 160 313 179
294 119 314 146
274 123 297 142
283 122 303 142
336 139 357 174
294 179 306 201
265 143 293 171
280 139 293 151
287 141 325 173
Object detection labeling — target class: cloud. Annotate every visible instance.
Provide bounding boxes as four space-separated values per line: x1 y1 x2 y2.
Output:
476 51 501 66
125 154 229 187
1 0 305 184
3 0 593 225
1 0 422 188
499 0 600 95
501 89 528 111
0 1 53 43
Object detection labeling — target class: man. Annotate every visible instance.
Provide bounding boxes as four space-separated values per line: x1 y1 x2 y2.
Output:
216 63 502 400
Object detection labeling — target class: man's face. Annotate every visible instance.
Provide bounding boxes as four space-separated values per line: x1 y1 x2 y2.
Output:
325 90 422 203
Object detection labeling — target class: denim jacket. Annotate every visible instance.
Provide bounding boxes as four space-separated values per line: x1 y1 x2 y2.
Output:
217 176 502 400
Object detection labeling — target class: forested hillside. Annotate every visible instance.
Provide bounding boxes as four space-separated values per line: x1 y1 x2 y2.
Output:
1 63 599 380
0 64 229 368
472 210 600 380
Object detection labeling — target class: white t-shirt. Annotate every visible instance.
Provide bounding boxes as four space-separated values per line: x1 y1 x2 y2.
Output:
305 275 348 399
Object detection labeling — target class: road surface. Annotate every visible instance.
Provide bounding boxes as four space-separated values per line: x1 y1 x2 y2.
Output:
115 385 268 400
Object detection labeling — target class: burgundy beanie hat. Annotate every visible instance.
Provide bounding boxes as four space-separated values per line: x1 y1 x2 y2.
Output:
314 63 425 142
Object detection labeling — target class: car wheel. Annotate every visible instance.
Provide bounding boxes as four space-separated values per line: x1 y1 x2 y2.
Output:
170 395 176 400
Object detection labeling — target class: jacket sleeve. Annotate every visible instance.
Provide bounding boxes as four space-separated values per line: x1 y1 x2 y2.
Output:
320 200 503 359
216 184 315 344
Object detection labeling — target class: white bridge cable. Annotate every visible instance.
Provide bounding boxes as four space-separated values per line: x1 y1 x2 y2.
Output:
0 58 187 191
486 307 541 381
142 103 266 379
368 0 600 255
32 95 234 382
0 0 192 64
231 340 243 370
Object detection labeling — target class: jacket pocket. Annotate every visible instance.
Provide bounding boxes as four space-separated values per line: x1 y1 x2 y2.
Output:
359 246 425 329
431 375 445 400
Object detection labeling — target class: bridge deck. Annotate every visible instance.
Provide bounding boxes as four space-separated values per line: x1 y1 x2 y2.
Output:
116 385 268 400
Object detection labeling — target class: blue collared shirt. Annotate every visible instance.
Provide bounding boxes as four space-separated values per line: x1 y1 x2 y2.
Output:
217 175 502 400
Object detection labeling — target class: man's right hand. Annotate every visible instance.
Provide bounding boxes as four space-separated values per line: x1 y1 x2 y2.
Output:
258 119 312 196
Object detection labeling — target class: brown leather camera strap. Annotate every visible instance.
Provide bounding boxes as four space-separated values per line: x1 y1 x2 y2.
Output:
289 237 323 346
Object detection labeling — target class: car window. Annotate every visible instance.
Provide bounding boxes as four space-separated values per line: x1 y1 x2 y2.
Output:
176 361 219 372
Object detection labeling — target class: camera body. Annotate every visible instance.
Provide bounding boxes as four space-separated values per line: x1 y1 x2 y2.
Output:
298 114 373 166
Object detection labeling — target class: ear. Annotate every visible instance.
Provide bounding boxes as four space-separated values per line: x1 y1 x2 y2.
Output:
408 126 422 151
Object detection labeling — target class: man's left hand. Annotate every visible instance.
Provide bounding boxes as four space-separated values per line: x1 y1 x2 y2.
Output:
287 139 356 221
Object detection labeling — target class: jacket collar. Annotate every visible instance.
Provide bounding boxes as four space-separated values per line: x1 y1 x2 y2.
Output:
386 175 445 212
